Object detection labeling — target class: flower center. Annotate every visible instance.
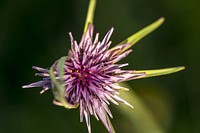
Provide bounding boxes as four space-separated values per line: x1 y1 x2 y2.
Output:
70 66 92 84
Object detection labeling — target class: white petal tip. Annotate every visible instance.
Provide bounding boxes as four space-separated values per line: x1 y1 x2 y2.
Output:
40 88 49 94
53 100 63 106
125 103 134 109
22 85 33 88
40 90 45 94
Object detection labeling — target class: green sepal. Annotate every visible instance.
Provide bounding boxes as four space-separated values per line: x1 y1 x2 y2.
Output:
49 56 79 109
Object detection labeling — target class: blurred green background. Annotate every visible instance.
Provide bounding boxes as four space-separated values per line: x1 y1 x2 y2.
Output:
0 0 199 133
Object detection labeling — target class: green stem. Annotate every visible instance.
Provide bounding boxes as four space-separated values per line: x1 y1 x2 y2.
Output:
83 0 97 33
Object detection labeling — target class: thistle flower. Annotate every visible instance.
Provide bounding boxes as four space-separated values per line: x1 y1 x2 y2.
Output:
23 0 184 133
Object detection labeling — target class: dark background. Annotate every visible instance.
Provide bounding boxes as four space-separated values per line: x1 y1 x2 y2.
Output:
0 0 199 133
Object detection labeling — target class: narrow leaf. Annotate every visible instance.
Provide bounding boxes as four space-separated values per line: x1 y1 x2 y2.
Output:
118 83 165 133
134 66 185 79
83 0 97 33
113 17 165 53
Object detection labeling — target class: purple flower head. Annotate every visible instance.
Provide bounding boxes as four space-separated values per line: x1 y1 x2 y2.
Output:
23 25 145 133
23 0 184 132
